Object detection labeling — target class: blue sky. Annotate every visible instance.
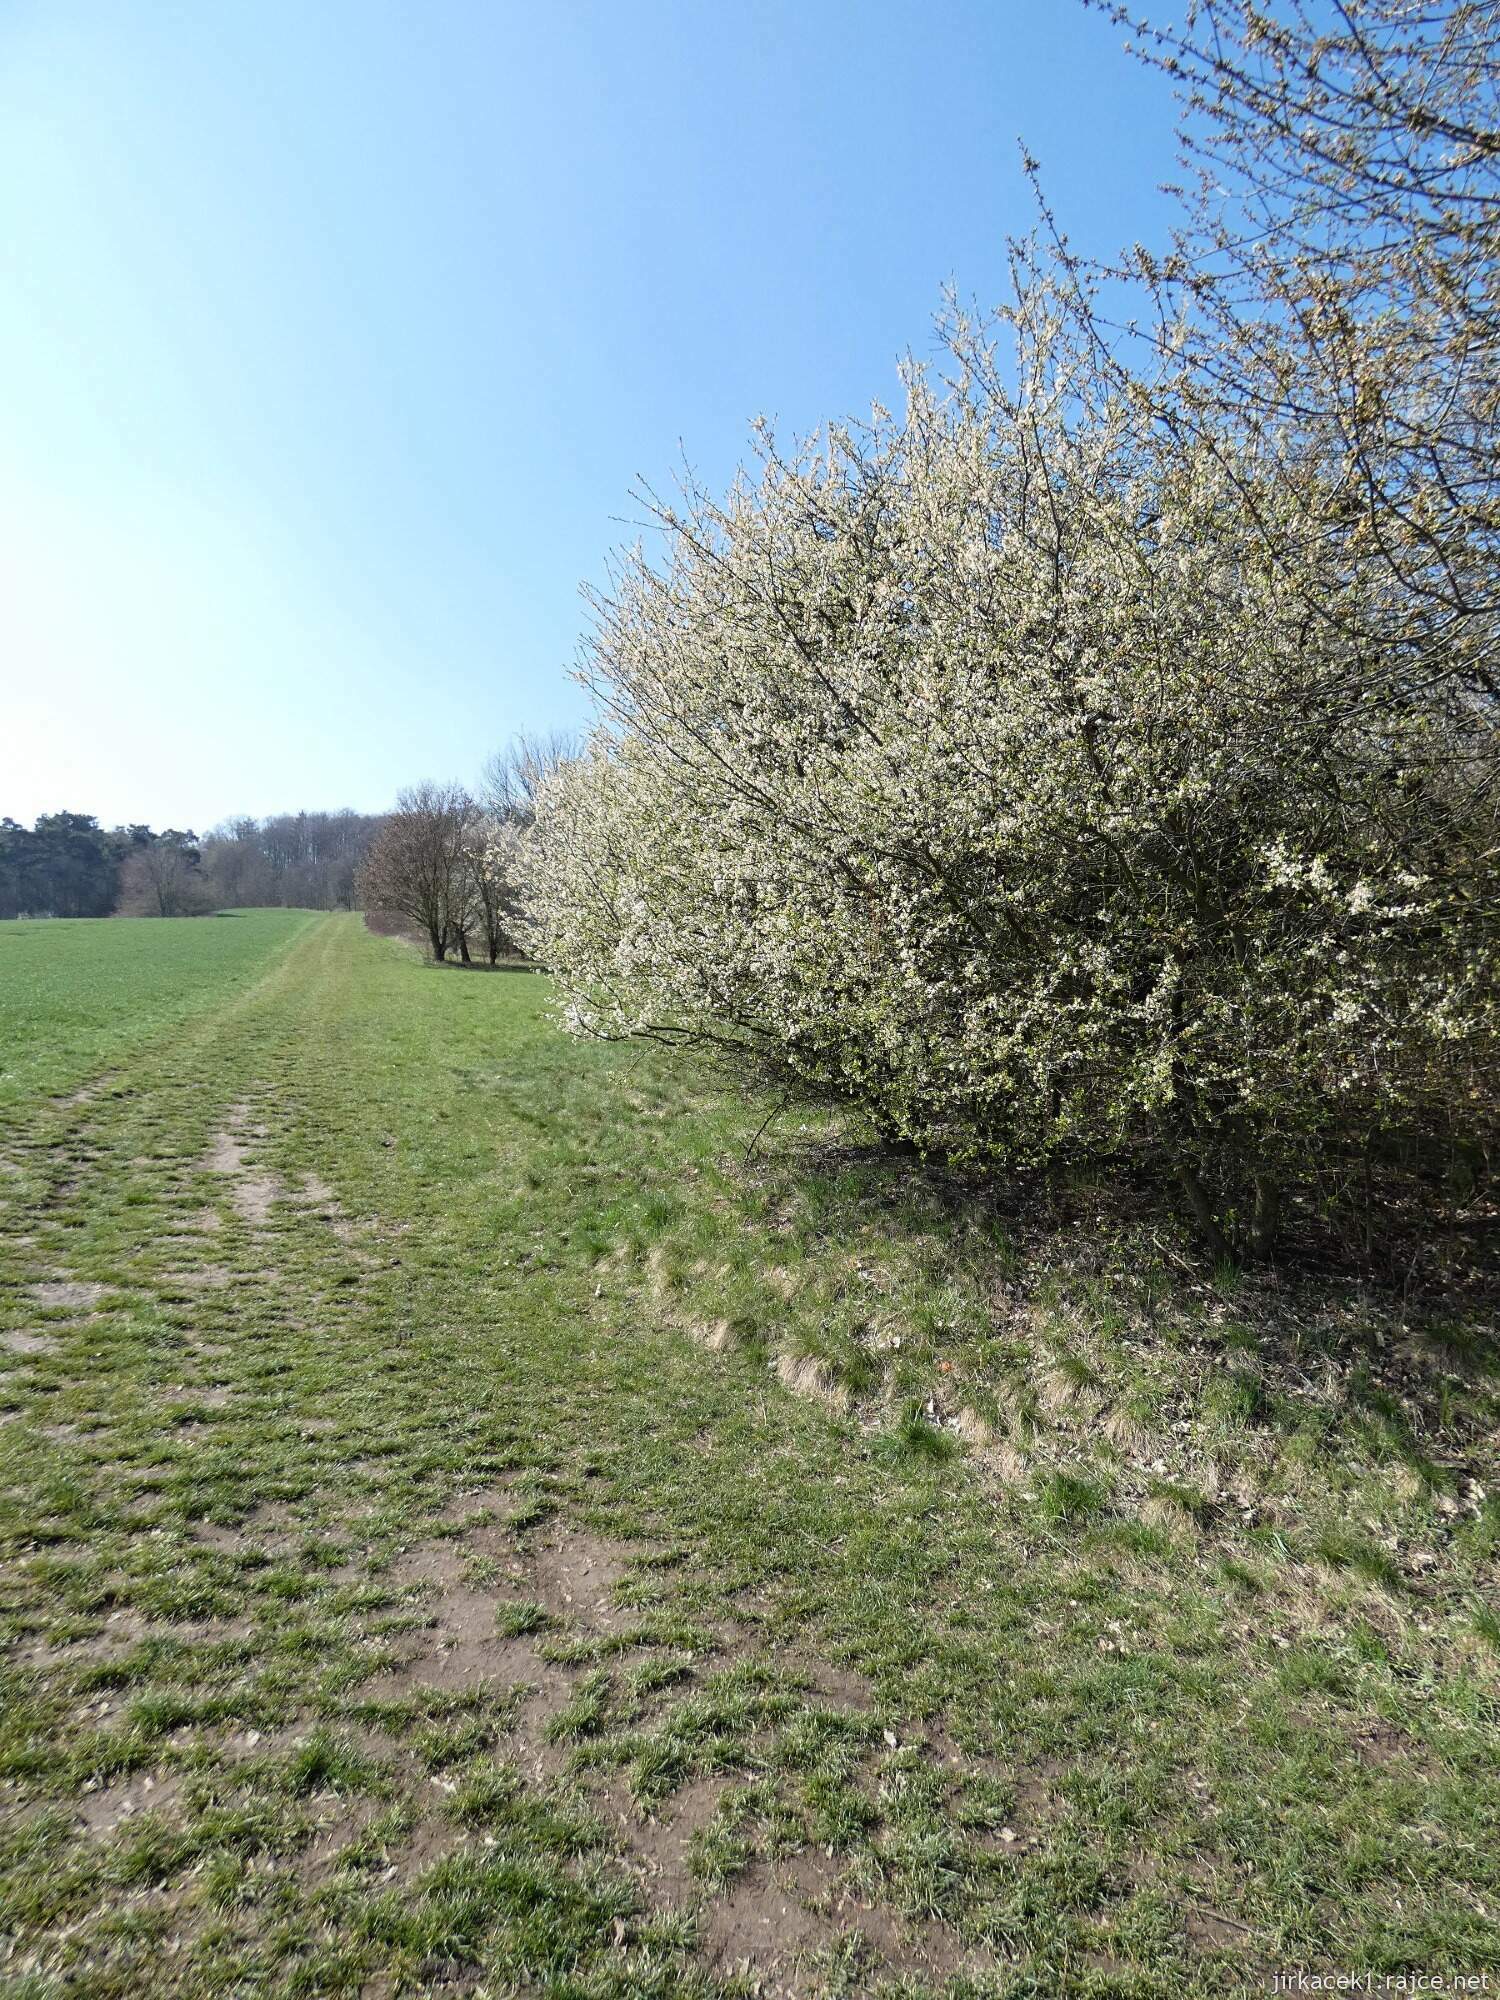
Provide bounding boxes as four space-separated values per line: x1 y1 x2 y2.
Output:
0 0 1179 832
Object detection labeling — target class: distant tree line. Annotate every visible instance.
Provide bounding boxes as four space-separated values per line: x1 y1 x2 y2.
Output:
0 807 385 918
117 830 216 917
197 811 384 912
0 815 208 920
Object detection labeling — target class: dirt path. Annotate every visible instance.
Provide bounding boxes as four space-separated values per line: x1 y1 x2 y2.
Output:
0 918 1010 1998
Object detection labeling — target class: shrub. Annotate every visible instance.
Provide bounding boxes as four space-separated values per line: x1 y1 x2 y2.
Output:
525 284 1498 1256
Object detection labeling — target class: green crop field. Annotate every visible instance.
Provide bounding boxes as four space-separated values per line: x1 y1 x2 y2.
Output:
0 911 316 1108
1 914 1496 1997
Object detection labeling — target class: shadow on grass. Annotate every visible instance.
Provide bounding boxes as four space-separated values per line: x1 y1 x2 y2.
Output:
737 1120 1500 1486
429 958 540 975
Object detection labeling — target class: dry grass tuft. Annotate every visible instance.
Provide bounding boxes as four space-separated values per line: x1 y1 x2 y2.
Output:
775 1350 850 1411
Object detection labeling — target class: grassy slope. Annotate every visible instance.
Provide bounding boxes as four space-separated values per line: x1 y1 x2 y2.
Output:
0 914 1495 1998
0 911 315 1107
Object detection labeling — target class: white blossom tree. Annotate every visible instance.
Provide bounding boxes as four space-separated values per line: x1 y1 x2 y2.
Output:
1083 0 1498 692
523 0 1498 1257
524 269 1497 1256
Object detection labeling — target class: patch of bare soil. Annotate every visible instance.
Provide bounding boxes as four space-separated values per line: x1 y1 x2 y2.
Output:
192 1519 252 1554
76 1770 181 1836
162 1266 232 1290
796 1657 875 1709
215 1723 313 1764
167 1384 232 1410
435 1480 517 1534
293 1795 387 1885
508 1674 586 1783
608 1772 726 1903
365 1541 541 1701
1183 1901 1256 1952
190 1501 296 1557
12 1614 146 1672
384 1817 471 1886
1354 1721 1419 1768
705 1848 975 1995
2 1330 55 1355
703 1860 831 1990
204 1128 248 1175
205 1105 282 1226
29 1280 110 1310
233 1174 280 1226
151 1609 258 1644
530 1531 633 1633
361 1524 650 1787
56 1073 118 1109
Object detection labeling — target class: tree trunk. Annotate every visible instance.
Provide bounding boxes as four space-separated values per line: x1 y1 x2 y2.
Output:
456 927 472 964
1250 1174 1280 1259
429 924 446 961
1175 1158 1236 1265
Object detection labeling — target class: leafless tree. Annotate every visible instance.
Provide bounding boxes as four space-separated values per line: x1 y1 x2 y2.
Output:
480 731 579 826
357 782 470 960
116 834 214 918
199 809 383 910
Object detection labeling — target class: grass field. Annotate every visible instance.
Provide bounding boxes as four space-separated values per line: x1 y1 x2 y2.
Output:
0 912 315 1108
1 913 1496 1998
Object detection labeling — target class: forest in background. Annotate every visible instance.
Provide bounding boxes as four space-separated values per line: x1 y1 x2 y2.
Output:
0 809 384 920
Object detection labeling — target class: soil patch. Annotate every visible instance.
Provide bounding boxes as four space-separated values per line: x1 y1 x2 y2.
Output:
612 1772 725 1902
29 1281 110 1310
57 1074 118 1110
365 1541 540 1700
205 1106 282 1226
3 1331 55 1356
531 1530 634 1633
233 1175 280 1226
204 1128 248 1175
704 1847 975 1993
76 1771 182 1836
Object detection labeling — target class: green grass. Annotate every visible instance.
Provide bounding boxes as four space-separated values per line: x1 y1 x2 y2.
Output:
0 913 1496 1997
0 909 314 1106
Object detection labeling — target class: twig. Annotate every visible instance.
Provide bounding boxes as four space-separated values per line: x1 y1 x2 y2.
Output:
744 1097 788 1167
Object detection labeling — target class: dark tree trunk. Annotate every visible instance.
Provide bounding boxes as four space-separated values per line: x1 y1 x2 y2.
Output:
1250 1175 1280 1259
1176 1158 1236 1265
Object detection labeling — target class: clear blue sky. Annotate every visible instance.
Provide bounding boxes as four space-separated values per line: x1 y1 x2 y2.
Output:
0 0 1179 833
